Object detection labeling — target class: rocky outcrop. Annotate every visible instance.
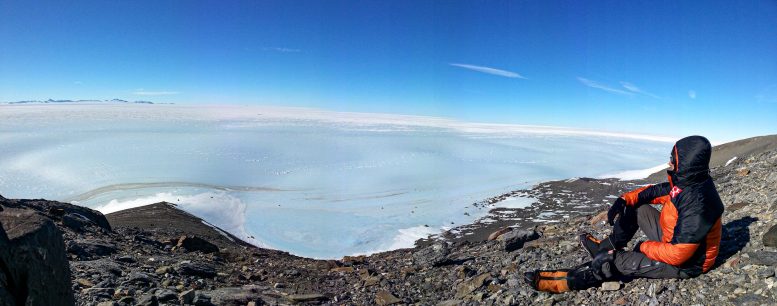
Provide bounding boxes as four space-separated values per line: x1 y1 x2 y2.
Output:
0 207 75 306
0 198 111 232
0 206 13 306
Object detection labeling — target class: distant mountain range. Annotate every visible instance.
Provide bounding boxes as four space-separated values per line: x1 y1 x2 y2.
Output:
2 99 169 105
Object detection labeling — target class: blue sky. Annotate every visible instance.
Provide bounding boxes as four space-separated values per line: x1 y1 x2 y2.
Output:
1 0 776 141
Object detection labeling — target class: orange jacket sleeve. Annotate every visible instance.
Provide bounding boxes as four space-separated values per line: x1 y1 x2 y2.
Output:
621 186 649 206
621 182 671 206
639 240 699 266
650 195 670 206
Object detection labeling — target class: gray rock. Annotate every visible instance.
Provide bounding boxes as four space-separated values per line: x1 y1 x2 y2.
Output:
127 272 153 285
80 287 115 297
204 286 265 305
0 209 75 306
179 289 196 304
176 235 219 254
413 242 450 267
66 239 117 258
756 266 775 278
71 258 123 276
61 213 93 231
155 289 178 302
116 255 136 263
455 272 490 298
94 279 115 288
192 292 213 306
177 261 217 278
731 293 773 305
137 293 159 306
749 251 777 266
501 229 540 252
764 225 777 248
287 293 328 302
375 290 402 305
601 282 621 291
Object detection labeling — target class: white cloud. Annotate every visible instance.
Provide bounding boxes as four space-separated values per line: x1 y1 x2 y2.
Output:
620 81 661 99
449 63 526 79
688 90 696 99
620 82 640 92
132 90 180 96
263 47 301 53
577 77 633 95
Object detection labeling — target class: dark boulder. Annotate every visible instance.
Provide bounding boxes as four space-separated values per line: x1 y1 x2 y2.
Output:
500 229 540 252
127 272 154 285
177 235 219 254
177 261 217 278
413 242 450 267
5 199 111 231
61 213 95 231
0 209 75 306
155 289 178 302
66 239 117 258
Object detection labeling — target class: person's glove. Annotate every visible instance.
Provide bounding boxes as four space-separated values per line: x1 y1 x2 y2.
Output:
633 241 644 252
607 197 627 226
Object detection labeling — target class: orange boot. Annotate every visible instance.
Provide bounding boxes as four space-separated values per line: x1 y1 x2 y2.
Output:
524 263 604 293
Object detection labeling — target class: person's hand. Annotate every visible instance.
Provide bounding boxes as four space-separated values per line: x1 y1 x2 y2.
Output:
607 197 627 226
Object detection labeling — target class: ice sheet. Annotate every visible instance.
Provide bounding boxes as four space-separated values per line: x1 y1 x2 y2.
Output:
0 104 670 258
599 163 669 180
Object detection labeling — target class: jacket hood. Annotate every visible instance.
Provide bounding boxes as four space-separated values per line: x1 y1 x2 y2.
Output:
668 135 712 188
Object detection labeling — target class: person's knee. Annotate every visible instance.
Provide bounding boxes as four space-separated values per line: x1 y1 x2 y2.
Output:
636 203 653 216
636 204 657 226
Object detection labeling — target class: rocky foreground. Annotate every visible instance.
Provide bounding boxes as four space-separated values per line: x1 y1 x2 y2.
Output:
1 135 776 306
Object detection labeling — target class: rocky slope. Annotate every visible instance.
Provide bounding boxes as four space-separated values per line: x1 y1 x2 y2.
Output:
0 135 775 306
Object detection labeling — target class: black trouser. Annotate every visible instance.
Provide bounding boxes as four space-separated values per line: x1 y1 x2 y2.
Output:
609 204 687 279
529 205 689 293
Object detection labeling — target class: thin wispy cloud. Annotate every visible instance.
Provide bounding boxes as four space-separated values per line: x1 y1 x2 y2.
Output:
688 90 696 99
577 77 633 96
449 63 526 79
132 89 180 96
620 81 661 99
262 47 301 53
755 85 776 104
